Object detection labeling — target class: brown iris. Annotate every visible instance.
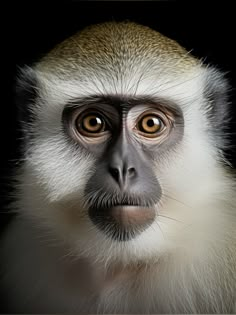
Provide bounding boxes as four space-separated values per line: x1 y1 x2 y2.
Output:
78 114 106 134
138 115 163 134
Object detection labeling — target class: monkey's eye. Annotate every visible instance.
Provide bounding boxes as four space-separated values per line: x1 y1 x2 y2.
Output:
137 114 165 136
76 113 107 136
139 115 163 133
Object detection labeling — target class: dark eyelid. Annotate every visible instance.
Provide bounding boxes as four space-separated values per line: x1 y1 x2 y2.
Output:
65 95 182 116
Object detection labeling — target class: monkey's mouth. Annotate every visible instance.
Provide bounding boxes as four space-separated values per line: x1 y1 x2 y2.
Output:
88 202 156 241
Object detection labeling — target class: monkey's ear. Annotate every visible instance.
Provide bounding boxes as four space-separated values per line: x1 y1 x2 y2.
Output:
15 66 38 127
203 67 231 148
203 67 230 129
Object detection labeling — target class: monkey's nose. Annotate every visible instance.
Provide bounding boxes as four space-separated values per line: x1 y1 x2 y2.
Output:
109 165 136 189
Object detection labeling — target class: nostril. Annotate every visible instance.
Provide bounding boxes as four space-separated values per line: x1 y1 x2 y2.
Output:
109 167 120 182
128 167 136 178
109 166 136 185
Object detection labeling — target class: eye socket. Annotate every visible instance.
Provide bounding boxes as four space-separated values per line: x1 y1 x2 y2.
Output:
76 112 107 136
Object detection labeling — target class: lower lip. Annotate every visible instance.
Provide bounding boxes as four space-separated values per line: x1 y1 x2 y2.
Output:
109 205 156 227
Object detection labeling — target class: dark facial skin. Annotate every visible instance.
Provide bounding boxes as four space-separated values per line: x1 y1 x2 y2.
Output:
62 95 184 241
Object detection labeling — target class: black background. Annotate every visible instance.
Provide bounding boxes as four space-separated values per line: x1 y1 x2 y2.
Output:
0 1 236 312
1 0 236 261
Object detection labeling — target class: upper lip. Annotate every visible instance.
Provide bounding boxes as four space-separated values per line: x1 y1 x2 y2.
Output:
112 203 140 207
110 200 141 207
86 191 155 209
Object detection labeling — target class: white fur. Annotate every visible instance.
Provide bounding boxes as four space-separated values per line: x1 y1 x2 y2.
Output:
1 46 236 313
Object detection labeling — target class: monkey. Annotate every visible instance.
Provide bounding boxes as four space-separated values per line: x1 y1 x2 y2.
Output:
0 21 236 313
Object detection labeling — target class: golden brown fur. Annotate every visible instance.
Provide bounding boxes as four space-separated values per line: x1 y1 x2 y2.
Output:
38 22 198 75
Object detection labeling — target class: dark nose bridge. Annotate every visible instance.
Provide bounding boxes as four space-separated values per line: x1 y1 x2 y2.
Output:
108 134 137 189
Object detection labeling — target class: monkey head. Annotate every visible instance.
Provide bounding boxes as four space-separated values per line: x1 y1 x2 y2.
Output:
16 22 232 266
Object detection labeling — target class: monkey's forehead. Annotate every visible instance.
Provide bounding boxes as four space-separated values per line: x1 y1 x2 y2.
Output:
36 22 198 77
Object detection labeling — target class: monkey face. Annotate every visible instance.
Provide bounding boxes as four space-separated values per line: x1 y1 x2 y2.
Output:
17 22 230 264
61 96 184 242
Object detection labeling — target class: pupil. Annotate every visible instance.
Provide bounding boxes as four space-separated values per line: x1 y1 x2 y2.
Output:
90 118 99 126
147 119 155 127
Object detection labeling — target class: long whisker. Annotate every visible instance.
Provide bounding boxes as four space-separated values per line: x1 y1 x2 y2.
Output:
162 192 193 209
157 214 184 224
